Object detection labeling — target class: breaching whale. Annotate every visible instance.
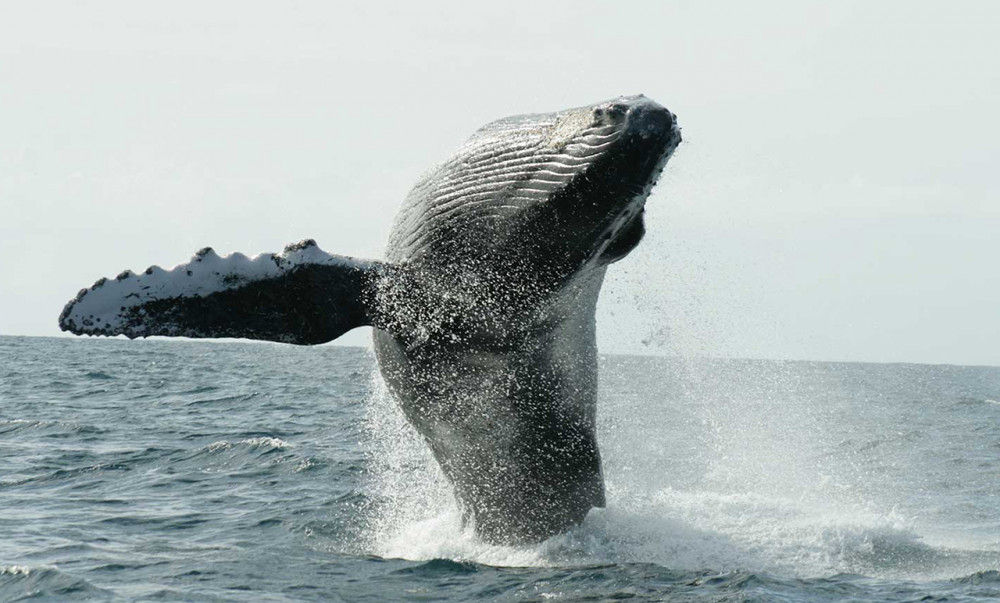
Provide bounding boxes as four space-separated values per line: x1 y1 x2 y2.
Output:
60 95 681 544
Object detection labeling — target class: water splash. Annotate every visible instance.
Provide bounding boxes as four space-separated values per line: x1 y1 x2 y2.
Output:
361 371 459 553
359 358 1000 579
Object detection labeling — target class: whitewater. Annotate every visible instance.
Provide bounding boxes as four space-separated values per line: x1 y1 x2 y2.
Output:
2 335 998 601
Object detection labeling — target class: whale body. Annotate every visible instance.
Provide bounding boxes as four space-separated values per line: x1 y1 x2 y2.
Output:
60 95 681 544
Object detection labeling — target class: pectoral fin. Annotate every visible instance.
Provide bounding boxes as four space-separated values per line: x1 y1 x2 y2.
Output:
59 239 383 345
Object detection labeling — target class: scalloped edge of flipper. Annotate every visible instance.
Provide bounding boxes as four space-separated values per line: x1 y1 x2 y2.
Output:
58 239 377 342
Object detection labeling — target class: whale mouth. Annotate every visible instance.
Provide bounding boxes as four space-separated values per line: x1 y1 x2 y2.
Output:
581 98 680 266
598 207 647 264
598 97 681 208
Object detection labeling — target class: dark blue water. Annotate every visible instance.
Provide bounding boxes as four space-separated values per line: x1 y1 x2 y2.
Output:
2 335 999 601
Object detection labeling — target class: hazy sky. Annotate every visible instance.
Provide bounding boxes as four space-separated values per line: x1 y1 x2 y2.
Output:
2 1 997 365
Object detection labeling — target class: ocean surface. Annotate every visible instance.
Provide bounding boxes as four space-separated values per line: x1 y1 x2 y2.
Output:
2 335 999 601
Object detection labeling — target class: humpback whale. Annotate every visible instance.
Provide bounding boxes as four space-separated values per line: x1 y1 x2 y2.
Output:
60 95 681 544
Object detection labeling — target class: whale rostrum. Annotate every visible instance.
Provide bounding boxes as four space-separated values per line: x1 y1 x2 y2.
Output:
60 95 682 544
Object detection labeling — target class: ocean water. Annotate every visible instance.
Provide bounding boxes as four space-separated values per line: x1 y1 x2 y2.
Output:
1 335 999 602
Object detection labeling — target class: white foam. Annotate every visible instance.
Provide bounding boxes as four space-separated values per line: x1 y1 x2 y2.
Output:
240 437 289 449
205 440 232 453
359 361 1000 579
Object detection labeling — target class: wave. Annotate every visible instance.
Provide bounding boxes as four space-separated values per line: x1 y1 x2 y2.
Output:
0 418 107 437
0 565 114 601
145 436 311 480
955 570 1000 584
198 436 290 455
185 391 263 406
0 434 300 492
82 371 114 380
0 461 133 489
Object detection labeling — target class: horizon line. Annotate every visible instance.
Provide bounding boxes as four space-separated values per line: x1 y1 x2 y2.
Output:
3 333 998 371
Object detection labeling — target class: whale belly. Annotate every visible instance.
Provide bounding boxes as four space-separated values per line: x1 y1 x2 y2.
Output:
370 270 606 544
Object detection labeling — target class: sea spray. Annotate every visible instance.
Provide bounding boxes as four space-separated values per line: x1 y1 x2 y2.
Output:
361 369 461 556
357 352 1000 579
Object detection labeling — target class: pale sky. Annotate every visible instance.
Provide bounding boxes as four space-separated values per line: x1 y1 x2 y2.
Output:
1 1 997 366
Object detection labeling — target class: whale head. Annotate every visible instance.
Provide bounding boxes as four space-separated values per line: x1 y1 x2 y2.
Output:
541 95 681 267
389 95 681 293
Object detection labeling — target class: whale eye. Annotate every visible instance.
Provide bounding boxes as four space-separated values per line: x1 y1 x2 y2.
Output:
607 104 627 119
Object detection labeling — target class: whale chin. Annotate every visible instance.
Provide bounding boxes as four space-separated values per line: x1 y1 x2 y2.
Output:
599 209 647 265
